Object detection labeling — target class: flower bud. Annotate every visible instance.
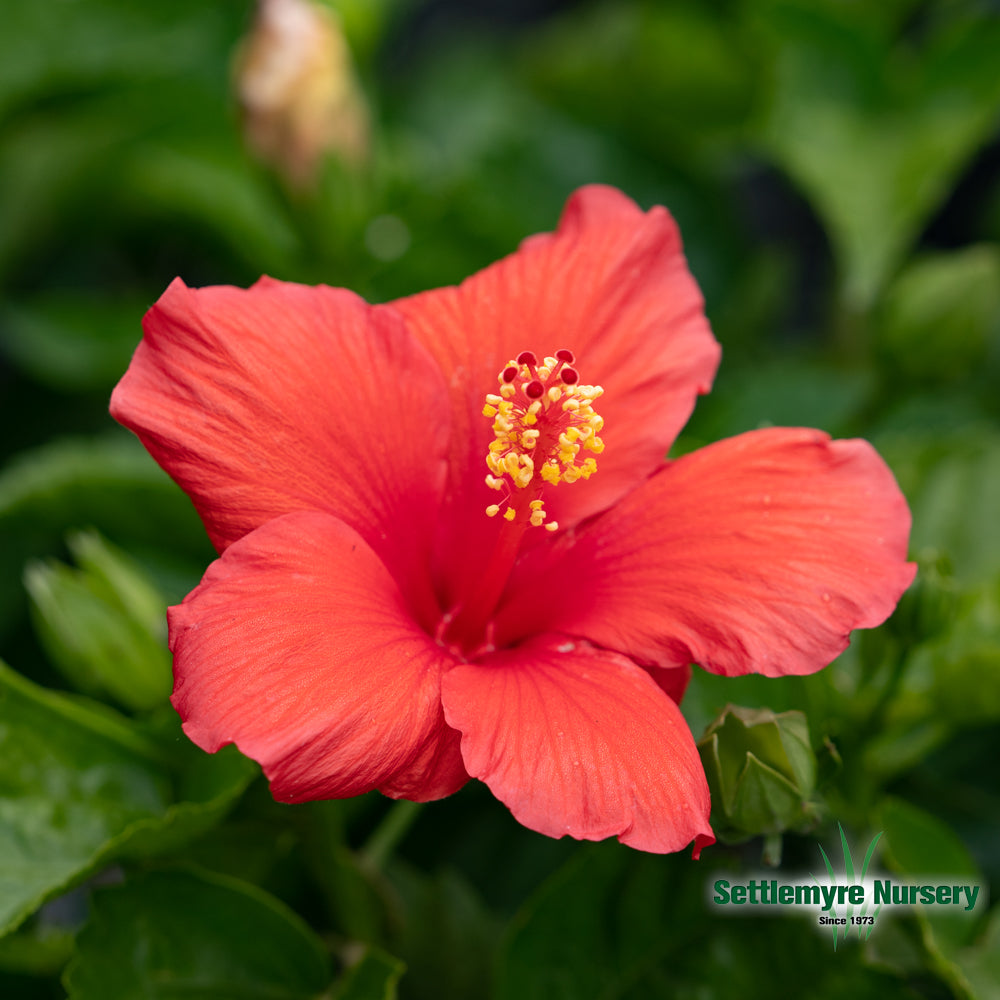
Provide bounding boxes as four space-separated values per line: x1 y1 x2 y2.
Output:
24 531 172 711
697 705 819 842
235 0 369 188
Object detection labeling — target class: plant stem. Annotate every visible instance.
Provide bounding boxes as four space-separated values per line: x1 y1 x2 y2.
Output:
361 800 422 871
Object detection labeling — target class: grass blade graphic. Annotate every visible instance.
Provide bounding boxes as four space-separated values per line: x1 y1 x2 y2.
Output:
816 827 884 947
859 831 884 940
839 824 857 934
817 843 840 950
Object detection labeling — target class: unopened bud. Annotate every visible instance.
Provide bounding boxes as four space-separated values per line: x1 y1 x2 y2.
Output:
235 0 369 188
24 531 172 711
698 705 820 843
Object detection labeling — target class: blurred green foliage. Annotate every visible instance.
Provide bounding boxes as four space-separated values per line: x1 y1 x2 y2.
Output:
1 0 998 997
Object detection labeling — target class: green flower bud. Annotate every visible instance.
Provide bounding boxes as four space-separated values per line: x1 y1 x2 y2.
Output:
698 705 819 843
24 531 172 711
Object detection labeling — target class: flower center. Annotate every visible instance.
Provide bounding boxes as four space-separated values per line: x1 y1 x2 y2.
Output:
438 349 604 656
481 349 604 530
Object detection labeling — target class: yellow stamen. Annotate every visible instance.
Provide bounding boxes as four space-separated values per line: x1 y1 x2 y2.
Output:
480 349 605 530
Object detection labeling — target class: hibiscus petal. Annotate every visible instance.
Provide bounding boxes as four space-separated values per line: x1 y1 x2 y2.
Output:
650 665 692 705
385 185 720 606
169 511 467 803
111 277 450 624
496 428 916 678
441 636 714 855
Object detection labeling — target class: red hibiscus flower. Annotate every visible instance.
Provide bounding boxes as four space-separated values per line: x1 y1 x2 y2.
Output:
111 185 915 855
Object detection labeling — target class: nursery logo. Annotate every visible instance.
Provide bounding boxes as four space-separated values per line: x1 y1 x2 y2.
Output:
708 825 985 950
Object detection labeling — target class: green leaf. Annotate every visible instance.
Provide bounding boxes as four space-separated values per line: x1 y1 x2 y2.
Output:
121 144 298 275
0 660 169 936
0 437 203 545
880 797 979 882
877 246 1000 384
523 1 754 160
0 296 154 393
878 429 1000 589
954 908 1000 1000
885 550 961 648
0 0 246 284
64 869 331 1000
919 580 1000 727
386 864 498 1000
880 797 983 958
498 842 914 999
756 2 1000 307
496 845 630 1000
115 712 257 863
0 921 75 976
683 359 874 444
0 0 233 120
332 946 404 1000
0 112 127 284
910 439 1000 590
0 662 255 936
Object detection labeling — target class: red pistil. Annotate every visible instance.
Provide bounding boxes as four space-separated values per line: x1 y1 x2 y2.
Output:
443 349 605 653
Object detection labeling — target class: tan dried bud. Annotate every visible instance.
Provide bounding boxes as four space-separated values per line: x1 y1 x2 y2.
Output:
235 0 369 188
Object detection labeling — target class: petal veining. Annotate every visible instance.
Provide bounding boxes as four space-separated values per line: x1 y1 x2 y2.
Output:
112 277 450 623
169 511 467 803
497 428 916 677
441 635 713 855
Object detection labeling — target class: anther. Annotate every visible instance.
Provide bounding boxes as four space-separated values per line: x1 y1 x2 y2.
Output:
482 349 605 531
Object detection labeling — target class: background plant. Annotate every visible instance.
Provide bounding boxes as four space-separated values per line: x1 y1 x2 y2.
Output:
1 0 998 996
